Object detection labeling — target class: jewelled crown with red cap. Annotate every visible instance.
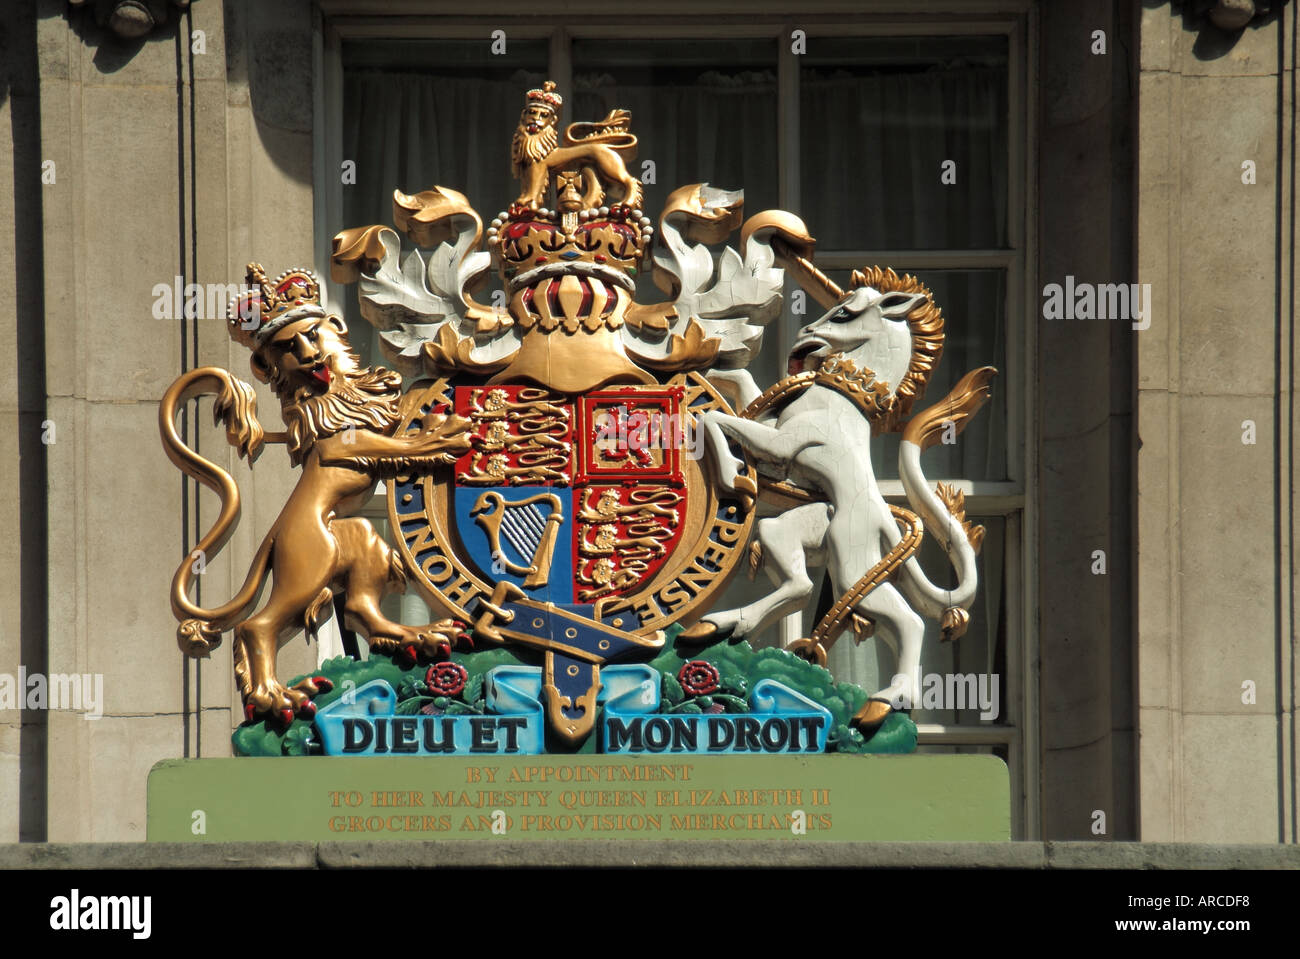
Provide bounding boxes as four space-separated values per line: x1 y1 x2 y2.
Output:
227 263 326 351
525 80 563 112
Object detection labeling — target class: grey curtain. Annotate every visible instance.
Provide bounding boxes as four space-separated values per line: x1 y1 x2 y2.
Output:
801 64 1008 250
341 69 545 364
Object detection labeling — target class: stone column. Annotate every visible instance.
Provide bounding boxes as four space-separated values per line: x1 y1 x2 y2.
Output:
1037 0 1138 840
1136 3 1297 842
0 0 47 843
29 0 317 841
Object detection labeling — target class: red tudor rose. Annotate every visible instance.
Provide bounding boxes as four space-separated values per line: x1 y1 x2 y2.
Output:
426 662 469 697
678 660 720 697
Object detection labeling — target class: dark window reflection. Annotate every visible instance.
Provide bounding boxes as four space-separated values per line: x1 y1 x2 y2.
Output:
801 35 1009 250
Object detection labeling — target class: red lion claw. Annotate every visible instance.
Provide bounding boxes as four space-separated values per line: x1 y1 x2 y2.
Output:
312 676 333 693
436 641 451 658
456 632 474 650
244 703 256 723
452 620 466 628
279 708 294 726
299 701 317 719
401 644 418 664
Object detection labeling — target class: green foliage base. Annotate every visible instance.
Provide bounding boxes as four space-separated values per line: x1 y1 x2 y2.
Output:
232 630 917 757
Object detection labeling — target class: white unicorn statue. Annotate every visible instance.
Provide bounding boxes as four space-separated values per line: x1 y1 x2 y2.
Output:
685 265 997 728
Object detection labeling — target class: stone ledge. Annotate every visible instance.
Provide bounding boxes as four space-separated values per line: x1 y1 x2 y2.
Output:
0 841 1295 869
315 840 1047 869
0 842 317 870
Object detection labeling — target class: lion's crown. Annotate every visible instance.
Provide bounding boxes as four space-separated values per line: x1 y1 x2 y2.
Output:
227 263 326 350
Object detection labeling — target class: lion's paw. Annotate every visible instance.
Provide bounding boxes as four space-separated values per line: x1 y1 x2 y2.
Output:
392 620 471 666
244 678 329 726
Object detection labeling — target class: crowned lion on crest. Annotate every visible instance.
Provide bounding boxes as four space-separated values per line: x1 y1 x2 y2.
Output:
510 80 642 212
159 265 474 723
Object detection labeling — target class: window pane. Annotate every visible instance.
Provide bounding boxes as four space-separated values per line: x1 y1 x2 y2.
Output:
571 39 780 303
342 39 548 211
569 38 781 387
800 35 1008 250
571 39 779 216
340 39 549 364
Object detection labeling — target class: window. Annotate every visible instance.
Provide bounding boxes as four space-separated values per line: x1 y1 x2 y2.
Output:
315 9 1034 837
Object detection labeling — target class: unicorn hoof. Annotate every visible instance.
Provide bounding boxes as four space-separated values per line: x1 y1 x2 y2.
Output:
852 698 894 728
732 475 757 512
679 620 734 644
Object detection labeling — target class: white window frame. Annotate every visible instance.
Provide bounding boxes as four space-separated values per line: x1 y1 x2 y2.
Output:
312 1 1039 839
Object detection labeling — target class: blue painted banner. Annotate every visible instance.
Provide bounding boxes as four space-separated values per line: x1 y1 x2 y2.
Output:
314 673 545 756
314 666 833 756
600 667 832 755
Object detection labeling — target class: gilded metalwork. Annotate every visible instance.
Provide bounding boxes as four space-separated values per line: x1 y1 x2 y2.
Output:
741 352 894 426
901 365 999 454
160 264 476 722
168 80 998 745
625 319 721 371
846 267 946 434
511 81 642 212
470 491 564 588
935 481 987 556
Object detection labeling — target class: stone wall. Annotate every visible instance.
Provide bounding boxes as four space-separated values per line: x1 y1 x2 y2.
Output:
0 1 47 844
1136 2 1297 842
0 0 318 842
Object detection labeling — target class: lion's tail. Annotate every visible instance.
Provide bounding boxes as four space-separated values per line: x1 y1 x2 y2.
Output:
159 367 275 656
564 118 638 156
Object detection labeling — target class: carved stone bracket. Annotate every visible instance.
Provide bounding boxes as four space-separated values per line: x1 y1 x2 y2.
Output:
68 0 192 40
1208 0 1272 30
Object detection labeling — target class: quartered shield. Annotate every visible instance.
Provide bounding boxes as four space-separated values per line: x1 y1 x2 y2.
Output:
388 372 756 745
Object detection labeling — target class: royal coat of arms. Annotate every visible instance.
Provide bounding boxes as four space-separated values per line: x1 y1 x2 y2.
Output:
159 81 995 757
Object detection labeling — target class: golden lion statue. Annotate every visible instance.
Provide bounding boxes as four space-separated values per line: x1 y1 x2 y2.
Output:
159 265 473 724
511 80 642 211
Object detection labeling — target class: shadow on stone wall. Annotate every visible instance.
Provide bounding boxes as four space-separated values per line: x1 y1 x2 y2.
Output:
1143 0 1291 59
223 0 313 182
0 0 51 843
61 0 190 73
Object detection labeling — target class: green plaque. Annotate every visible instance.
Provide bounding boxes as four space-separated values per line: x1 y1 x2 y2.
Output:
148 754 1009 842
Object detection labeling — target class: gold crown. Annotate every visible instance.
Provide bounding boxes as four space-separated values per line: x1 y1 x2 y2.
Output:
227 263 325 351
488 204 653 295
525 80 563 112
